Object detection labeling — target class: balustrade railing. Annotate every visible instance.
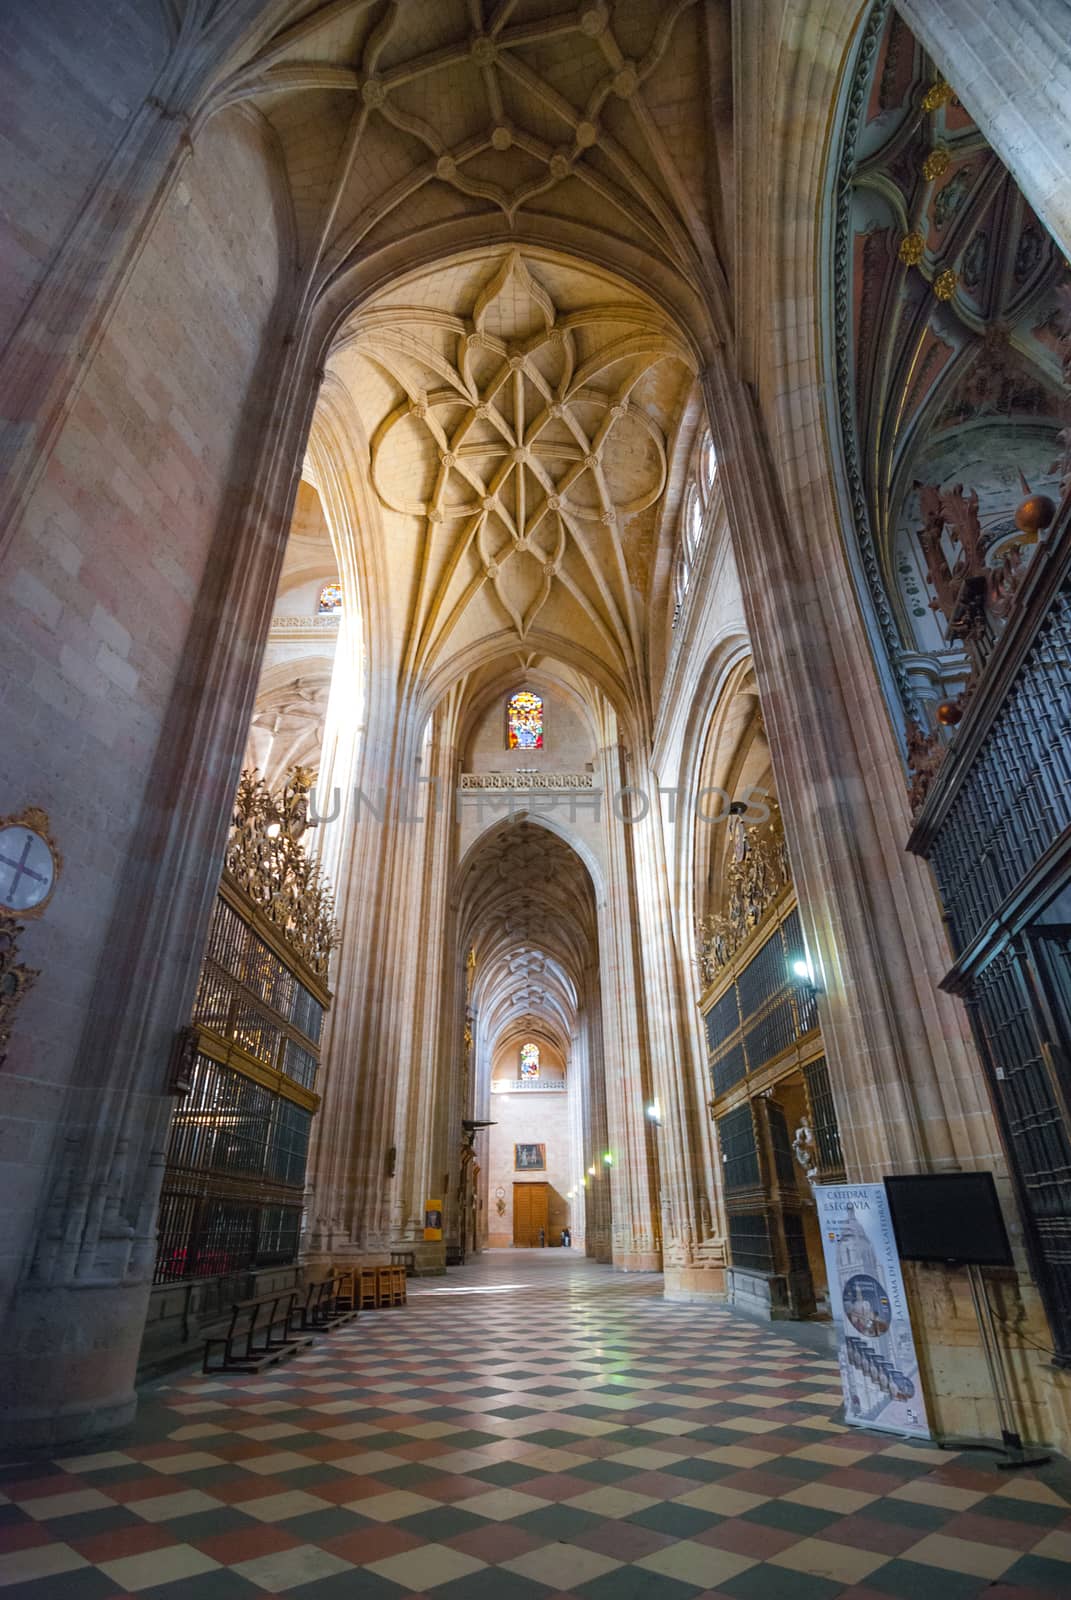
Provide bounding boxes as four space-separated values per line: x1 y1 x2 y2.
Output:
490 1078 566 1092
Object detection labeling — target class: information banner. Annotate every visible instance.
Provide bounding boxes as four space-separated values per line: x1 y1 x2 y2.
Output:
423 1199 443 1242
816 1183 930 1439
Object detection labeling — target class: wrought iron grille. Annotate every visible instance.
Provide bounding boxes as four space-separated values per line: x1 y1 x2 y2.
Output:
783 1210 810 1277
155 1186 301 1285
154 1052 310 1284
706 986 742 1053
929 585 1071 950
703 911 824 1097
727 1212 774 1274
967 944 1071 1360
767 1099 798 1188
803 1056 846 1178
193 896 326 1091
718 1104 761 1192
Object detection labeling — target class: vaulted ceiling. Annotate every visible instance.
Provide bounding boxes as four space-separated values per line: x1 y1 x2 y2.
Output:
458 818 598 1054
207 0 730 317
328 247 694 712
205 0 731 726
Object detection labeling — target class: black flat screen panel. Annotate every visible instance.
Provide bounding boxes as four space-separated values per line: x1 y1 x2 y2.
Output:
883 1172 1013 1266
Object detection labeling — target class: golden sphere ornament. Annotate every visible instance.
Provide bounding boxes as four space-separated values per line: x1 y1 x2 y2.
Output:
936 700 963 727
1015 493 1056 539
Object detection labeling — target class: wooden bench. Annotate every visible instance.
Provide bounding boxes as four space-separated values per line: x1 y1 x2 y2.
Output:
390 1250 416 1276
203 1289 312 1375
290 1274 359 1334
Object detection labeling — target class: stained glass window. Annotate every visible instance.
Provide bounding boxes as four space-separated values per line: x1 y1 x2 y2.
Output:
702 432 717 492
507 690 543 750
318 580 342 613
520 1042 540 1079
686 488 702 556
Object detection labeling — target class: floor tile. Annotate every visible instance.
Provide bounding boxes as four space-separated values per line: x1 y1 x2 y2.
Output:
636 1537 755 1586
0 1541 89 1587
365 1542 487 1591
98 1542 221 1591
2 1253 1066 1600
898 1530 1017 1579
502 1542 622 1589
232 1541 355 1591
767 1535 888 1583
719 1565 844 1600
862 1559 990 1598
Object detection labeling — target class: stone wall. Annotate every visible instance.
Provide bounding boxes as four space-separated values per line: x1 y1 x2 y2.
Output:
485 1090 576 1249
0 99 298 1443
0 1 170 352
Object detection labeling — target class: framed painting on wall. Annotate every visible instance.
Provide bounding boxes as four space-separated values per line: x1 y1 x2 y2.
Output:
515 1143 546 1172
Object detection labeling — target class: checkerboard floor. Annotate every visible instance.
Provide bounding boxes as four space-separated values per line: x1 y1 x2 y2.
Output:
3 1250 1070 1598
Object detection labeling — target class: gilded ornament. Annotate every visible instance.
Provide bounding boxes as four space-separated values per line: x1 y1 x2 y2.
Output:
906 720 946 813
694 801 791 983
921 78 953 112
934 268 958 301
0 910 38 1064
922 147 950 182
898 231 925 267
224 767 339 977
1014 476 1056 541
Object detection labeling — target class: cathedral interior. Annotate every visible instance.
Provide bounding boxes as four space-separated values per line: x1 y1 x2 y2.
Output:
3 2 1071 1595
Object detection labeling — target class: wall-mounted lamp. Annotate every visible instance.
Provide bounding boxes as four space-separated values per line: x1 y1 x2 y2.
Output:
588 1164 597 1176
602 1152 613 1166
790 957 824 994
646 1102 662 1125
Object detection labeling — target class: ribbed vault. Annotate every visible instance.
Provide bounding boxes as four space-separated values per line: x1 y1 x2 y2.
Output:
327 246 695 720
205 0 731 315
458 818 598 1060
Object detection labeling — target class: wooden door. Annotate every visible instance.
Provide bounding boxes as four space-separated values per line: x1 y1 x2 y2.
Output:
513 1183 549 1247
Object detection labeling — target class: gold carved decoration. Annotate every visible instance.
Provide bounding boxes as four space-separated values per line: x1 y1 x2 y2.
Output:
922 148 950 182
695 801 791 984
224 767 339 977
922 78 954 113
934 268 958 301
905 719 947 814
899 231 925 268
0 911 38 1065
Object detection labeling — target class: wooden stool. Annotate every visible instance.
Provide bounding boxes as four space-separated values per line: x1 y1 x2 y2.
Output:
357 1267 378 1309
389 1264 407 1305
375 1265 394 1306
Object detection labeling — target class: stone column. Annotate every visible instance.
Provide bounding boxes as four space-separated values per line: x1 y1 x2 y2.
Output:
573 984 612 1260
631 781 728 1299
896 0 1071 254
701 355 993 1184
596 744 662 1269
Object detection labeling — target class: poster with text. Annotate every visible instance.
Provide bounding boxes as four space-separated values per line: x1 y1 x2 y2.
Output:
816 1183 930 1439
423 1199 443 1241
